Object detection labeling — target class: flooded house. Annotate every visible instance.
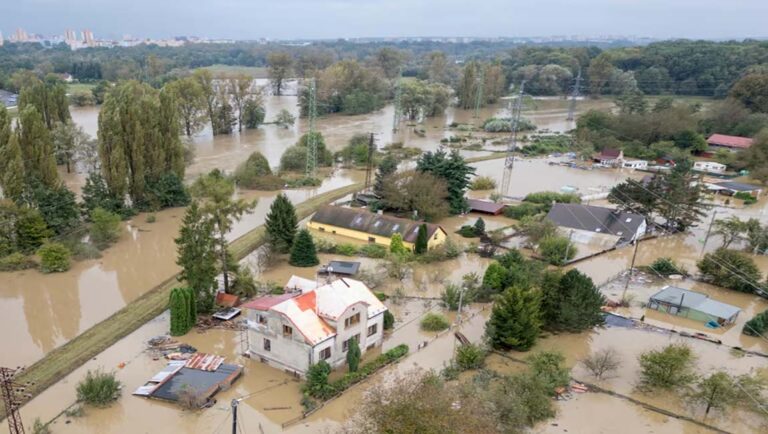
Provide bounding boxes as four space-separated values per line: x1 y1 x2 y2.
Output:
545 203 647 246
242 277 387 375
705 181 763 198
465 198 506 215
594 148 624 167
308 205 447 250
647 286 741 326
693 161 727 174
622 160 648 170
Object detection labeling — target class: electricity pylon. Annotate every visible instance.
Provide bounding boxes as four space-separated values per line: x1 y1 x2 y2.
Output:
500 81 526 197
473 66 485 119
392 69 402 133
1 367 28 434
566 68 582 121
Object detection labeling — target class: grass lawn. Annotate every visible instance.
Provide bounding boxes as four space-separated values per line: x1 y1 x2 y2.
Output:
67 82 96 94
196 64 269 79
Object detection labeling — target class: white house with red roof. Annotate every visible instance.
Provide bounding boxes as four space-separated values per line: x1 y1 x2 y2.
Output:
242 277 387 375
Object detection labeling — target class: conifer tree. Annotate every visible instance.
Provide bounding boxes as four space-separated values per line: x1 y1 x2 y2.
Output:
389 233 407 255
176 201 218 313
540 269 605 331
414 224 428 254
486 286 542 351
265 194 298 253
17 106 58 188
289 229 319 267
474 217 486 235
416 149 475 214
169 287 190 336
373 154 398 197
347 338 361 372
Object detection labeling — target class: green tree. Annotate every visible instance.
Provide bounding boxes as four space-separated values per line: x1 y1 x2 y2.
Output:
528 351 570 393
380 171 451 222
697 248 763 293
654 160 707 231
234 151 273 188
191 169 256 293
687 371 741 417
164 76 207 136
14 205 52 254
456 343 486 370
38 242 71 273
18 77 71 129
304 361 334 400
265 194 298 254
730 73 768 113
267 52 293 96
713 216 748 248
456 61 480 109
373 154 397 197
51 121 88 173
486 286 542 351
383 310 395 330
541 269 605 331
739 129 768 184
169 287 192 336
416 149 475 214
76 370 121 407
90 207 122 249
98 81 185 206
638 344 697 390
538 235 577 266
226 75 255 132
31 183 80 235
275 109 296 128
346 338 361 373
587 54 614 97
474 217 486 235
0 131 25 203
399 79 452 119
193 69 217 133
414 224 428 254
17 106 58 188
81 172 128 217
289 229 319 267
389 233 407 255
243 99 266 129
176 201 218 313
743 309 768 337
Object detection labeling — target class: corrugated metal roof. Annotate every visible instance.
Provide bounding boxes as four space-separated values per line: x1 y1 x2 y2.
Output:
649 286 741 320
714 181 762 192
466 199 506 214
185 353 225 372
241 293 297 311
310 205 443 243
271 292 336 345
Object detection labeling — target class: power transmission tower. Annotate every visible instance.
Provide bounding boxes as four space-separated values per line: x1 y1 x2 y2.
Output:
500 81 526 197
305 77 318 178
1 367 27 434
473 66 485 119
566 68 582 121
392 69 402 133
364 133 376 191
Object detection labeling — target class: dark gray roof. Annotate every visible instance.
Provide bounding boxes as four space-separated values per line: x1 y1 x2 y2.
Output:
311 206 444 243
327 260 361 276
649 286 740 320
714 181 762 192
152 364 242 402
546 203 645 242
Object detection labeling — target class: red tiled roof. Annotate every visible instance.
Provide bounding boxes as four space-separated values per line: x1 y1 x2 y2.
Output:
600 148 621 158
215 292 240 307
466 198 506 214
707 134 753 149
241 293 296 311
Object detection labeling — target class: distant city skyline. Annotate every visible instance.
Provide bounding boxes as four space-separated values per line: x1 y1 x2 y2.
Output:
3 0 768 41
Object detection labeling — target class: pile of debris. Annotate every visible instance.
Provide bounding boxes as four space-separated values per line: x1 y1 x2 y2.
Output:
147 336 197 360
195 316 245 332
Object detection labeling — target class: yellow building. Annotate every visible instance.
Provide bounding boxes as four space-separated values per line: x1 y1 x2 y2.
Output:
308 206 447 250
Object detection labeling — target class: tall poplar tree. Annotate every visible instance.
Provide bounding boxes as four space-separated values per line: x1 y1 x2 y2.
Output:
0 107 24 201
18 77 71 129
192 69 218 134
265 194 298 253
176 201 218 313
17 106 58 188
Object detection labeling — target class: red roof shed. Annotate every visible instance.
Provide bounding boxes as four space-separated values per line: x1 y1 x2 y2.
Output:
466 198 506 215
707 134 753 150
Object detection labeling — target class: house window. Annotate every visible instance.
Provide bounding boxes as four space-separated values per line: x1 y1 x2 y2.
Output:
283 325 293 337
368 237 375 243
257 314 267 325
263 338 271 352
319 227 325 232
342 334 360 352
367 324 378 337
344 313 360 328
319 347 331 360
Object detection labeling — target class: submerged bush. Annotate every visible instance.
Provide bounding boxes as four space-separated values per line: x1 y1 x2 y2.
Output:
456 343 487 370
420 313 451 332
358 243 387 258
76 370 122 407
38 242 72 273
0 253 37 272
470 176 497 190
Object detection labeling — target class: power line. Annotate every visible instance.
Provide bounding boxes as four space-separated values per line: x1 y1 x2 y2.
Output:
500 80 526 197
566 68 582 122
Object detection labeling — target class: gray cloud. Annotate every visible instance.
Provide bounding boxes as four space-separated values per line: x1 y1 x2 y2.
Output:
3 0 767 40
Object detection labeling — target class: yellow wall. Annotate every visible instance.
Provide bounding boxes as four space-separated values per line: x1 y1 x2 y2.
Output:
307 221 446 250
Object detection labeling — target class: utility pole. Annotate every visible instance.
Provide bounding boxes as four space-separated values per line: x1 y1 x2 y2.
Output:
500 81 526 197
473 66 485 119
364 133 376 191
566 68 582 122
231 399 239 434
621 239 640 301
305 77 318 178
700 210 718 258
1 367 27 434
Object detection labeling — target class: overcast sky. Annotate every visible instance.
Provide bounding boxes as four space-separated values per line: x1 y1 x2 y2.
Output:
3 0 768 41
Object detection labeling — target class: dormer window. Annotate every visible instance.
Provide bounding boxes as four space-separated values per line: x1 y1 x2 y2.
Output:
283 325 293 337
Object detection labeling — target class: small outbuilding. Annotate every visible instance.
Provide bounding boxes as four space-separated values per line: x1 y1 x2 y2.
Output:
693 161 726 174
622 160 648 170
594 148 624 167
466 198 506 215
647 286 740 326
707 181 763 198
707 134 753 152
